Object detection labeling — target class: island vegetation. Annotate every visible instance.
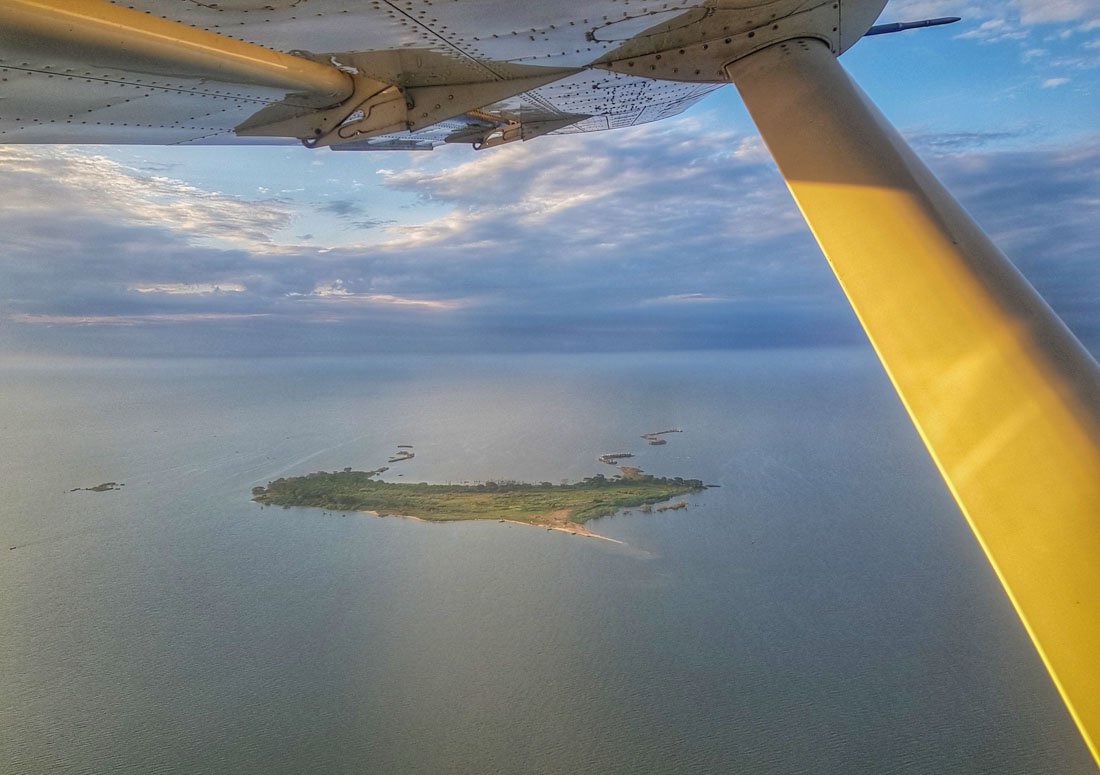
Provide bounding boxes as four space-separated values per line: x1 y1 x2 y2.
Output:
70 482 124 492
252 469 705 539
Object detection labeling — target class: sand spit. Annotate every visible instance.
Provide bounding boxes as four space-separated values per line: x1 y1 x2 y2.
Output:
346 508 623 543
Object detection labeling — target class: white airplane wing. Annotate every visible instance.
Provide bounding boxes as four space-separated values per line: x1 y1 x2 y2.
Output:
0 1 719 148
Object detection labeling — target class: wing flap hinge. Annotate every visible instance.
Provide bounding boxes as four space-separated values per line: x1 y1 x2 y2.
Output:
445 114 587 150
236 69 575 149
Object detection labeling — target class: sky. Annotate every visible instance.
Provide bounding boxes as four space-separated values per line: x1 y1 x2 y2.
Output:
0 0 1097 358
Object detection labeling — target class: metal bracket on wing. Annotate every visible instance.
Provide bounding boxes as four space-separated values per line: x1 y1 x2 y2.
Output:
444 113 588 151
235 72 406 145
596 1 846 83
236 69 575 148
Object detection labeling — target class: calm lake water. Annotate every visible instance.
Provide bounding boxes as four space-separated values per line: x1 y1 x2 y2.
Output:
0 349 1093 774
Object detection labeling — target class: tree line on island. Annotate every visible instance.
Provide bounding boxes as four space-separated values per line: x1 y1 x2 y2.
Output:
251 470 706 525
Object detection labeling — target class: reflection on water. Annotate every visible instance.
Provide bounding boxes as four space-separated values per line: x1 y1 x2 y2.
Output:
0 350 1092 774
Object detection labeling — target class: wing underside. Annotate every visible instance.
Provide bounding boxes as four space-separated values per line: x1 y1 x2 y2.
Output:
0 0 720 149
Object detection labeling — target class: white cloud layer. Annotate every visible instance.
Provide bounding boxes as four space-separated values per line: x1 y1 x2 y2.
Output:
0 148 292 252
887 0 1100 54
888 0 1100 29
129 283 247 295
1 120 1097 355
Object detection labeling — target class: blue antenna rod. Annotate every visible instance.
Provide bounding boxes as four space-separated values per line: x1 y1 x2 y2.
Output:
864 16 961 36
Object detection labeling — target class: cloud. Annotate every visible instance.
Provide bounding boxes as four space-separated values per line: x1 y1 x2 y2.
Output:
918 134 1100 344
886 0 1100 60
377 120 806 256
646 293 731 305
12 312 268 326
128 283 247 295
314 196 396 230
301 283 466 310
1013 0 1100 27
0 123 833 354
1042 77 1071 87
0 148 292 252
888 0 1100 30
957 19 1027 43
907 130 1028 151
318 199 363 217
0 120 1097 356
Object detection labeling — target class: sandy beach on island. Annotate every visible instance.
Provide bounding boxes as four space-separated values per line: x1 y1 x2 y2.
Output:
352 507 623 543
500 516 625 544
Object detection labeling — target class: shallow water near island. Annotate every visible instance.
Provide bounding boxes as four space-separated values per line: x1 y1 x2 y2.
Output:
0 349 1093 774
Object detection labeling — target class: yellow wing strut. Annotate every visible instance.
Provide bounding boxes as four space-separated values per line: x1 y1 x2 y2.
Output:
727 39 1100 764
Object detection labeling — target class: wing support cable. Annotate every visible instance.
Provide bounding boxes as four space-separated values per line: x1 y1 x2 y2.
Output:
727 38 1100 766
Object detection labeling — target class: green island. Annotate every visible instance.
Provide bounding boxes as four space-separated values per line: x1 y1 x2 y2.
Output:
70 482 124 492
252 469 706 540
